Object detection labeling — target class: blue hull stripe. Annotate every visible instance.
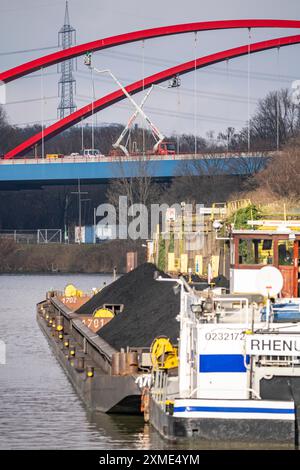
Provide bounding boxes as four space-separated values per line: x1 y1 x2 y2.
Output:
199 354 250 373
174 406 294 414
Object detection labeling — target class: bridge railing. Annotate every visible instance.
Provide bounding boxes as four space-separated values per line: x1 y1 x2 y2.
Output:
0 151 272 165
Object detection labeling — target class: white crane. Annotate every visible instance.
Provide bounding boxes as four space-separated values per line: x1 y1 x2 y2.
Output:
85 54 165 155
84 53 181 156
112 85 157 156
113 76 181 156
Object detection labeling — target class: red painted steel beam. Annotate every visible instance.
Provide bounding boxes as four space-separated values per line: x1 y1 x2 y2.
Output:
1 20 300 83
4 34 300 159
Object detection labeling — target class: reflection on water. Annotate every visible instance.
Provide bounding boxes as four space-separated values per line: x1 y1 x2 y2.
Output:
0 274 293 450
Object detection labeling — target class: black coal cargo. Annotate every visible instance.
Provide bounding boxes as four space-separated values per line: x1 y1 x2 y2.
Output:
76 263 180 350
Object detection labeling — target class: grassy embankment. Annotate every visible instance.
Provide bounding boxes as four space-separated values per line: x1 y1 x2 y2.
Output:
0 239 146 273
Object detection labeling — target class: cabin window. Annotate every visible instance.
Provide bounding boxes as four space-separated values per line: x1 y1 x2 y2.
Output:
103 304 124 314
238 239 273 265
278 240 294 266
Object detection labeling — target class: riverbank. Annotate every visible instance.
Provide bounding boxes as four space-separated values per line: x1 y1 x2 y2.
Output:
0 239 146 273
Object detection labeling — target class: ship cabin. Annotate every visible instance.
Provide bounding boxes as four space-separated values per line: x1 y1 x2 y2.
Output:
230 222 300 298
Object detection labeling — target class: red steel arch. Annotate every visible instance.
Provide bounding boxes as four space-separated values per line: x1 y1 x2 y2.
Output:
5 34 300 159
1 19 300 83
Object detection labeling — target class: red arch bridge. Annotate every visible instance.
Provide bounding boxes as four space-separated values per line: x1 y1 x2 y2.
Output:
0 19 299 184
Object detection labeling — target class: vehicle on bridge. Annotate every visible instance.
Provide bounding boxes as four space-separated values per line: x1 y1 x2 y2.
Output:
154 141 176 156
82 149 103 158
46 153 64 159
109 140 176 158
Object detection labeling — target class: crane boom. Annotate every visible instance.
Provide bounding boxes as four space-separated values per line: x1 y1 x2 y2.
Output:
91 66 165 153
112 85 155 156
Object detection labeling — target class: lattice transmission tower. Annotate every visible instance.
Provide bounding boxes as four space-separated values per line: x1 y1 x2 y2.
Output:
57 1 76 119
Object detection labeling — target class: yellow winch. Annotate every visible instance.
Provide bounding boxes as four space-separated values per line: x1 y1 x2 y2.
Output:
64 284 83 298
150 336 178 370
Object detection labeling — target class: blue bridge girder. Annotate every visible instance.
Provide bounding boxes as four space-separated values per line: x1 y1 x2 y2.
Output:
0 153 270 187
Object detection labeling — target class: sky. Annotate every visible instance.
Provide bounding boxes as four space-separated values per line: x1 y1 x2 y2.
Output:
0 0 300 148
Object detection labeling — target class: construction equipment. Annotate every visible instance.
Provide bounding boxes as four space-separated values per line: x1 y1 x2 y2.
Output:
150 336 179 370
112 84 178 157
84 56 180 157
154 141 176 155
84 58 166 155
112 84 158 157
168 74 181 88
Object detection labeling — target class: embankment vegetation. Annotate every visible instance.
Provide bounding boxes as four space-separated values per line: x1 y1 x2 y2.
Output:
0 239 145 273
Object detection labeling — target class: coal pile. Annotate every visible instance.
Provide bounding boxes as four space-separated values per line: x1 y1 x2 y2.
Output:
76 263 180 350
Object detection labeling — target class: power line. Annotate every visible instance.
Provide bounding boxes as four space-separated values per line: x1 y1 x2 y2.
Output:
75 98 245 126
2 42 298 83
97 48 299 83
76 82 259 104
5 96 57 106
0 46 58 57
0 1 62 13
12 118 56 127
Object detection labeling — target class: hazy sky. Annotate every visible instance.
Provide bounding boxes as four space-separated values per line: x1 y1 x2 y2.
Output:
1 0 300 147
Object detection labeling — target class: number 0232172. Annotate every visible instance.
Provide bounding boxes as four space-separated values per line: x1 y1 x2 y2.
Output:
204 331 245 341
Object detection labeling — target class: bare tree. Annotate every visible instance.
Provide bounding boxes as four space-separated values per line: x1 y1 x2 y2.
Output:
106 155 162 209
218 127 239 152
238 89 300 150
166 154 244 205
254 135 300 199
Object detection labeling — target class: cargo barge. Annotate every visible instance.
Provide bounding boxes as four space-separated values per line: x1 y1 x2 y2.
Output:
36 264 180 415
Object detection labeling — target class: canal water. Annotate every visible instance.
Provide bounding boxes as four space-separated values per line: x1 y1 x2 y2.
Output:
0 274 289 450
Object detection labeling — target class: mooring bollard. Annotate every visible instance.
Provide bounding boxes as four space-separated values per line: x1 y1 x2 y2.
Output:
56 316 64 332
126 351 138 374
111 352 120 375
76 356 85 371
119 351 127 376
86 366 94 378
69 344 76 357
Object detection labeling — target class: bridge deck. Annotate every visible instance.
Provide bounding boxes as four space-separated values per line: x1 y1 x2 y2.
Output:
0 153 268 184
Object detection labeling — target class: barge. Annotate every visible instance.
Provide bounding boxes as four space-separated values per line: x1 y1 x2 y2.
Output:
146 271 300 446
36 264 181 416
37 293 142 414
